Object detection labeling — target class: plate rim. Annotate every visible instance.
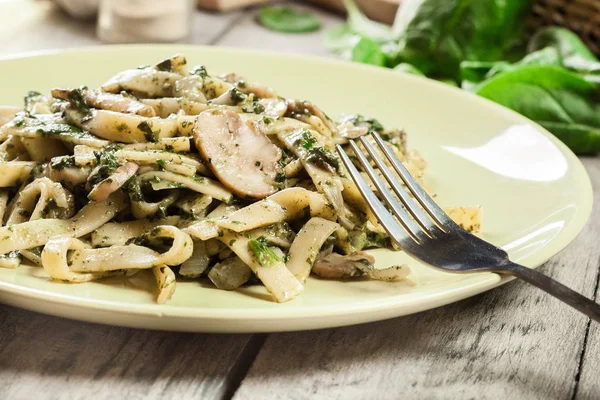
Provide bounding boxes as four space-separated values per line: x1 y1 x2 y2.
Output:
0 44 593 332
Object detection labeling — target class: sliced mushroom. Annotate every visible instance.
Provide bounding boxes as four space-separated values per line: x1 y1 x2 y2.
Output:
312 251 410 282
88 162 139 202
193 109 282 199
65 108 178 143
173 76 208 103
259 97 288 118
208 255 252 290
102 68 182 98
52 88 155 117
312 251 375 279
286 99 338 136
337 122 368 139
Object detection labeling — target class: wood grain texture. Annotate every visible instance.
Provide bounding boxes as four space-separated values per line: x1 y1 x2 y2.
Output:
0 305 254 400
233 158 600 399
0 3 253 400
574 159 600 400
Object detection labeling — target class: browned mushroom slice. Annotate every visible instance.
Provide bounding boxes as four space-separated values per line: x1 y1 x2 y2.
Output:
193 109 282 199
52 88 155 117
286 99 338 136
88 162 139 202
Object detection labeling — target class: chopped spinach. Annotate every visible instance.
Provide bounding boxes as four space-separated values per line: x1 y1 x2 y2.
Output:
339 114 384 133
241 100 265 114
156 159 167 171
248 237 283 268
88 150 120 185
229 88 247 104
306 146 341 174
24 91 43 109
190 65 208 77
137 121 157 142
155 58 173 72
300 130 317 150
50 156 75 171
67 87 91 116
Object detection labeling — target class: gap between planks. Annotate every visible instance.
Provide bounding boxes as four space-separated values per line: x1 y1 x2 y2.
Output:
571 269 600 400
210 5 600 400
211 8 277 400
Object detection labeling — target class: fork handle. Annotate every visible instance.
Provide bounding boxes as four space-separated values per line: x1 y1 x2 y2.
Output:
502 262 600 322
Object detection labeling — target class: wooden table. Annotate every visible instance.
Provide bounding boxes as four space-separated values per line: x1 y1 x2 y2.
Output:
0 2 599 399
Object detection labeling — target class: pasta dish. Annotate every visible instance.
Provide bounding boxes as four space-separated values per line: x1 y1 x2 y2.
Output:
0 54 480 303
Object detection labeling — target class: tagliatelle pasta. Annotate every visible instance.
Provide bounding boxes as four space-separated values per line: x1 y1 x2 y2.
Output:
0 54 481 304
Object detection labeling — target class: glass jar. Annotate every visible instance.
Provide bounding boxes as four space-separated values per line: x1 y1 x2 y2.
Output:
97 0 194 43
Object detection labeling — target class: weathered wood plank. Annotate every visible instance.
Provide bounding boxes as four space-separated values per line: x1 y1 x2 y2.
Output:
215 3 341 57
0 5 255 398
0 0 242 56
234 158 600 400
574 159 600 400
0 304 254 400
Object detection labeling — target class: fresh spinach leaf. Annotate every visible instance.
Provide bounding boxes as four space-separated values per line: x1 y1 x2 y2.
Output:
528 27 600 73
460 60 506 90
351 37 386 66
342 0 395 43
324 24 361 54
392 0 532 79
324 0 396 60
460 47 562 91
258 6 321 33
475 65 600 153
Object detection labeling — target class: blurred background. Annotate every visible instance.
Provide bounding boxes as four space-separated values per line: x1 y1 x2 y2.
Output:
1 0 599 154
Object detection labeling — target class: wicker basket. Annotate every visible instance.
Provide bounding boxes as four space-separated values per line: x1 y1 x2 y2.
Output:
530 0 600 55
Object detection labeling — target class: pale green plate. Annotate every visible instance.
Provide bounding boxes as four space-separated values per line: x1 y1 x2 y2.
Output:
0 46 592 332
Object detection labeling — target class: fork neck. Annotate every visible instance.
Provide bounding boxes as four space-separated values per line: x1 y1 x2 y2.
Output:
501 262 600 322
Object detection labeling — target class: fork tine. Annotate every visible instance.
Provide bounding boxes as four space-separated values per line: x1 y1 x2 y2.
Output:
359 135 443 237
346 140 424 242
335 144 413 245
371 132 456 231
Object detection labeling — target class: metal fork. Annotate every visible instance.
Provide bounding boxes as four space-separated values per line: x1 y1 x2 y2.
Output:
336 132 600 322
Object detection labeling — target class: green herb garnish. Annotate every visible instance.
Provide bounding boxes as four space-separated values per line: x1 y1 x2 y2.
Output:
50 156 75 171
248 237 283 268
137 121 157 142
